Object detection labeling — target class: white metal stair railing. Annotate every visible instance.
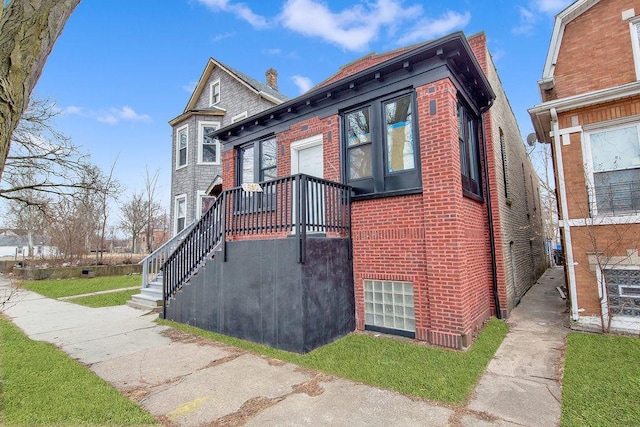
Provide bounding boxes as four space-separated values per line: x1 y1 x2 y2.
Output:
139 220 197 290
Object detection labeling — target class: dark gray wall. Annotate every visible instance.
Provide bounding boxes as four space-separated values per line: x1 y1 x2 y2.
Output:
165 237 354 353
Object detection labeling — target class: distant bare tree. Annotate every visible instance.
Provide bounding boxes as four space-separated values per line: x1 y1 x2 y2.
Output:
143 167 163 253
120 192 148 253
0 0 81 181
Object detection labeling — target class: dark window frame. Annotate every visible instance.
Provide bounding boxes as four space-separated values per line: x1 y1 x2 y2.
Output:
458 101 483 200
342 90 421 198
236 136 278 212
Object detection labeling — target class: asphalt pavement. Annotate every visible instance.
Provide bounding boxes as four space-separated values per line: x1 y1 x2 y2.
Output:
0 266 568 426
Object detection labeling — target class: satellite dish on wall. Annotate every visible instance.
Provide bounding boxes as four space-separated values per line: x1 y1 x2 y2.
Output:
526 133 537 147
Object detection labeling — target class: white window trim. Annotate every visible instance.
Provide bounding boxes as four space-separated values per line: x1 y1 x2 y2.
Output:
597 264 640 327
231 111 248 124
175 124 189 170
174 194 187 234
581 121 640 218
628 16 640 81
196 190 206 218
197 121 221 165
209 80 221 106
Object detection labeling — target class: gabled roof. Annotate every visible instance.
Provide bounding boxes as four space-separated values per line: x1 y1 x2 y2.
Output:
540 0 601 86
183 58 289 113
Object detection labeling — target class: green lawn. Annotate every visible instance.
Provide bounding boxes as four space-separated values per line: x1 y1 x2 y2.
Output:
561 332 640 426
20 275 140 298
69 288 140 308
158 317 508 404
0 317 157 426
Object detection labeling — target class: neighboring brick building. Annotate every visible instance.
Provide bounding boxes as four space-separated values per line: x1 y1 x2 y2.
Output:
160 31 546 352
530 0 640 333
168 59 288 235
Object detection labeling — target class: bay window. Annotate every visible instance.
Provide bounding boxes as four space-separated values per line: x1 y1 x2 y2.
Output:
199 122 220 164
176 125 188 169
343 92 419 196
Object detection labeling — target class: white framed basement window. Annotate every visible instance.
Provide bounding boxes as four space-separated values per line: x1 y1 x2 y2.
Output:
198 121 220 165
210 80 221 106
603 266 640 318
583 122 640 216
175 124 188 170
174 194 187 234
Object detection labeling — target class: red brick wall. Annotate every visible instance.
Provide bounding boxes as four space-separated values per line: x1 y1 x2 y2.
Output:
551 0 639 99
316 47 414 88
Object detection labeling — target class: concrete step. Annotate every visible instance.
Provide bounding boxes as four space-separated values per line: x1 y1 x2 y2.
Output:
141 287 162 299
127 292 162 312
147 280 162 291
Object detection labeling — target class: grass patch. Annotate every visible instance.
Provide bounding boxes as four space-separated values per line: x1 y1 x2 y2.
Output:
69 289 140 308
20 275 140 298
561 332 640 426
158 317 507 404
0 317 157 426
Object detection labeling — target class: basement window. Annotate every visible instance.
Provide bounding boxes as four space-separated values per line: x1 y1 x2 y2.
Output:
364 279 415 337
605 268 640 317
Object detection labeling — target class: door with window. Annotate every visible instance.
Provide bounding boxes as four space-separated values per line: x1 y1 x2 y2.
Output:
291 136 324 232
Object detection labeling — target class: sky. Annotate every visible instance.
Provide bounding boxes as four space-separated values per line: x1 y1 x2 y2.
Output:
31 0 572 214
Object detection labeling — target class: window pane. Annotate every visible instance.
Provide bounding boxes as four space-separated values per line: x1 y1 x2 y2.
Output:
261 138 277 168
202 126 217 163
262 167 277 181
179 130 187 149
590 126 640 172
177 199 185 217
594 169 640 214
349 145 372 179
179 148 187 167
347 108 371 146
241 146 254 184
385 96 414 172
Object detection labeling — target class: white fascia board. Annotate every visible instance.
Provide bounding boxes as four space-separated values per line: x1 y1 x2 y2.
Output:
258 91 285 105
530 81 640 115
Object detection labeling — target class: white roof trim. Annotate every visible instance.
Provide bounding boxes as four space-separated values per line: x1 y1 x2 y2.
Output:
542 0 601 80
530 80 640 115
258 90 284 105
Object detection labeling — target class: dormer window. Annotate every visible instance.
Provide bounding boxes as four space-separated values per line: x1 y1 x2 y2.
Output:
210 80 221 106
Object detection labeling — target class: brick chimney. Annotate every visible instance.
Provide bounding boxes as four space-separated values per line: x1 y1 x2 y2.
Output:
265 68 278 91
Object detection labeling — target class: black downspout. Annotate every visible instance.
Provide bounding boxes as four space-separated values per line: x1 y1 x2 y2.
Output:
480 102 502 319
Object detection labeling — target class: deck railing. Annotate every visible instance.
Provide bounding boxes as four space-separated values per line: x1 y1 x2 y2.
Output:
162 174 352 314
139 219 197 288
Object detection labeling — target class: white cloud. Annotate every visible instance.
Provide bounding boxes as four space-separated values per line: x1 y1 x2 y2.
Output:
262 48 282 55
213 31 235 42
196 0 268 29
183 81 198 93
292 75 313 93
97 106 151 125
512 7 536 35
62 105 151 125
398 10 471 45
533 0 573 14
63 105 83 115
280 0 423 51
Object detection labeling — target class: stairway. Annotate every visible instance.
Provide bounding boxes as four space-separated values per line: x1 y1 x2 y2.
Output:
127 272 163 312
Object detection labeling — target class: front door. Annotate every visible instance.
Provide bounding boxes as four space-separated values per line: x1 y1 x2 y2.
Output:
291 136 324 232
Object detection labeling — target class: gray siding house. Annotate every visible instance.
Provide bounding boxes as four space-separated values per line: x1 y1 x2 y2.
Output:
168 59 288 234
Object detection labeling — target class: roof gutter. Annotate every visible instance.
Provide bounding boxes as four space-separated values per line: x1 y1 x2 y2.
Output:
480 99 501 319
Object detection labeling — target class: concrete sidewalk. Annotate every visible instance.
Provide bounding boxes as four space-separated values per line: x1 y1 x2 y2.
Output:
1 268 568 426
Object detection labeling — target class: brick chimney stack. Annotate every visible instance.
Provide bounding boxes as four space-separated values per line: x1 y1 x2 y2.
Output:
265 68 278 91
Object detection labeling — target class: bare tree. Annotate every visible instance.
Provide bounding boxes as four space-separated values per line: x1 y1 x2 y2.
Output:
0 97 103 205
90 161 122 264
120 192 148 253
0 0 81 181
143 167 163 253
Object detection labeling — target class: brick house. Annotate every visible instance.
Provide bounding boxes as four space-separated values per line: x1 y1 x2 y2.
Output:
529 0 640 333
161 31 547 352
168 58 288 235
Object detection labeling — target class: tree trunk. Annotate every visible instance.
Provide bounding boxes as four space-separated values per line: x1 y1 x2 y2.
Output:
0 0 81 182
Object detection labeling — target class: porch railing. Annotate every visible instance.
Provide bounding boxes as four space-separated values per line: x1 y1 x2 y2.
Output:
138 219 197 288
162 174 352 313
